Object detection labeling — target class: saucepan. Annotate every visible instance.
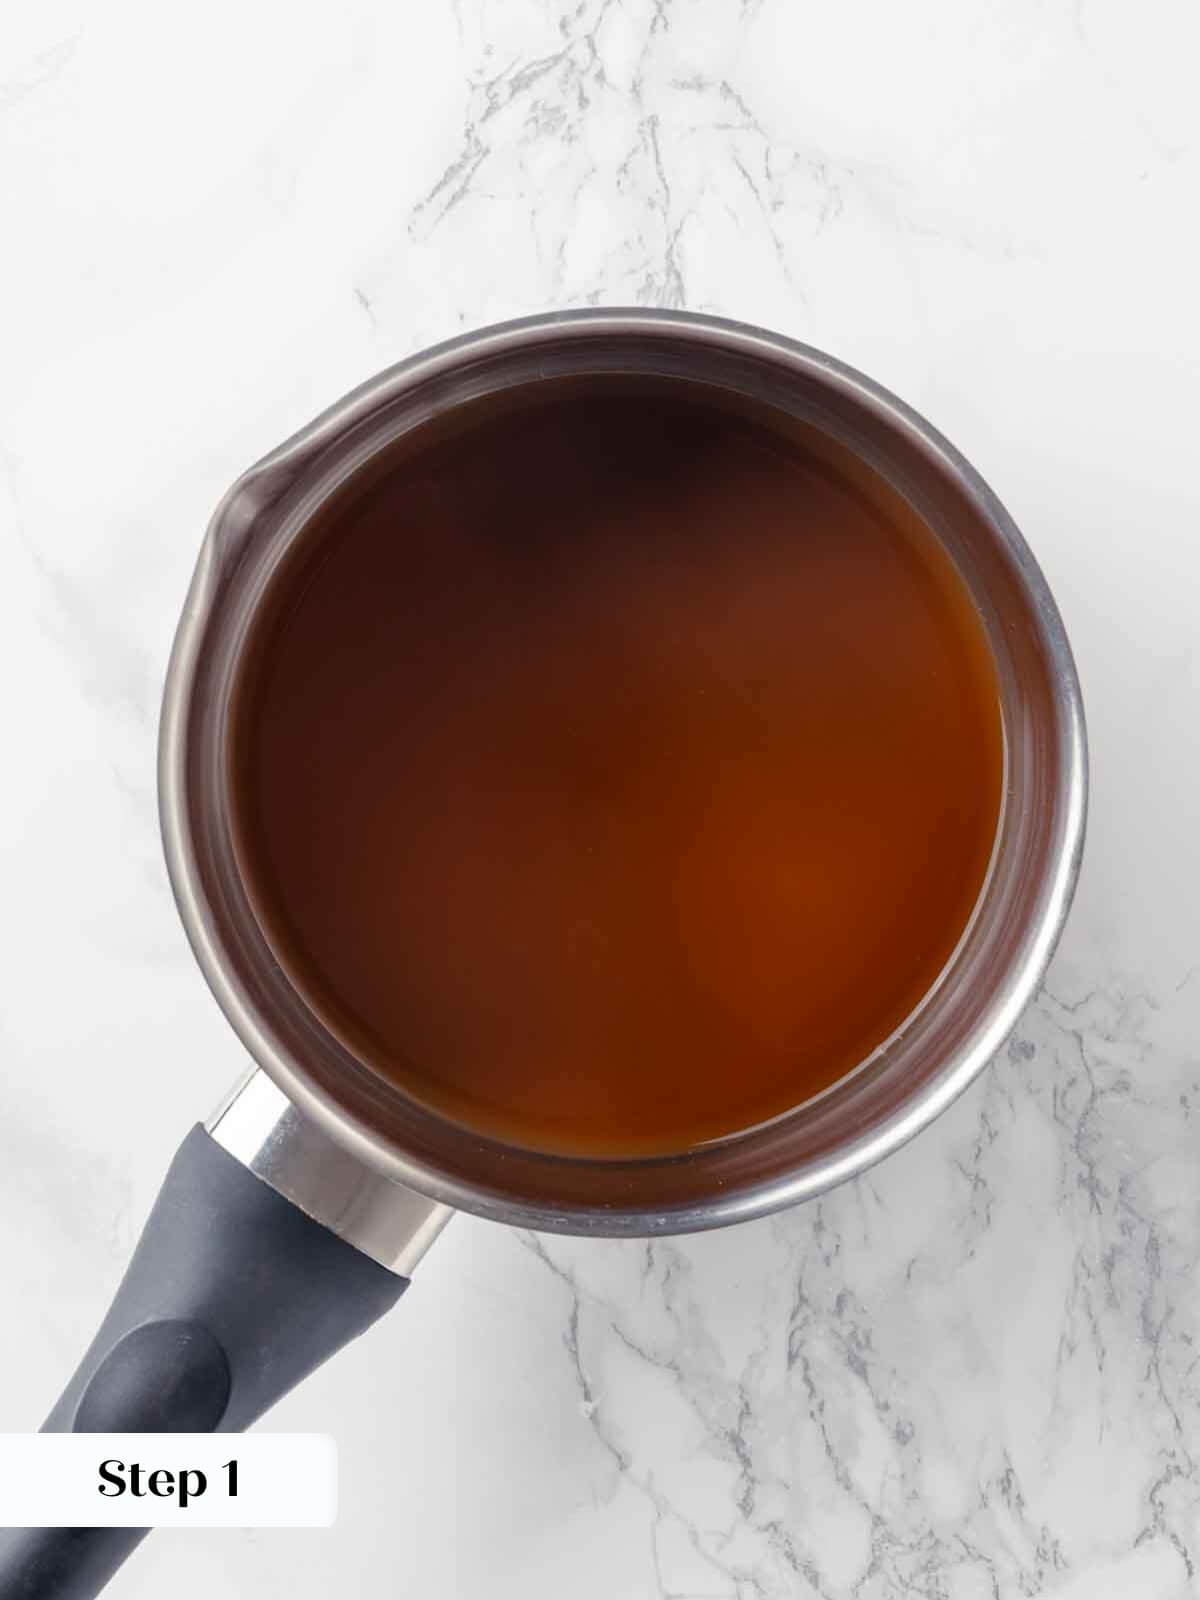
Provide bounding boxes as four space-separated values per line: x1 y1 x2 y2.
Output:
0 310 1087 1597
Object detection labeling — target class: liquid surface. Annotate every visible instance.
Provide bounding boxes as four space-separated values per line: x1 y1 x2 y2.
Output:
233 380 1003 1156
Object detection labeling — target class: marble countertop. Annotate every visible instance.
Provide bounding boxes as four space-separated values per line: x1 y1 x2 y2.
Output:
2 1 1199 1595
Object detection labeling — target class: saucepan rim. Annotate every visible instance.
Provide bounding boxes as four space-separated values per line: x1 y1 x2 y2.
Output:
158 307 1087 1235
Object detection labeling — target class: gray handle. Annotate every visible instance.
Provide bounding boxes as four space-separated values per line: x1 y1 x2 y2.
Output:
0 1124 412 1599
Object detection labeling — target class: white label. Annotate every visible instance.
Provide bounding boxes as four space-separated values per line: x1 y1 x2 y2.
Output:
0 1434 337 1527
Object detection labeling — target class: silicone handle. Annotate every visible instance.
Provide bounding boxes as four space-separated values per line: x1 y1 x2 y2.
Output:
0 1125 408 1599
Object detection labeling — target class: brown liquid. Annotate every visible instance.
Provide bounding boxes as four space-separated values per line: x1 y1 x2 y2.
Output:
232 378 1003 1157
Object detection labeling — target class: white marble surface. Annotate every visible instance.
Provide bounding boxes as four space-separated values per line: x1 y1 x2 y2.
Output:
2 0 1199 1594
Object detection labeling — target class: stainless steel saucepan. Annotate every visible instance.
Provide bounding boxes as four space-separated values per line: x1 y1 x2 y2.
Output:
0 310 1087 1597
